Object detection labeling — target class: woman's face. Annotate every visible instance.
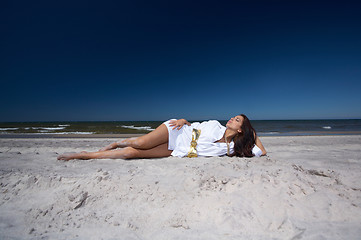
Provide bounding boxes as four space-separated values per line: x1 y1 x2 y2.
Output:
226 115 244 133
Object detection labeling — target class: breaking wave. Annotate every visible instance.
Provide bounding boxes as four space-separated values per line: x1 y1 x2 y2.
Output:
0 128 19 131
120 125 154 131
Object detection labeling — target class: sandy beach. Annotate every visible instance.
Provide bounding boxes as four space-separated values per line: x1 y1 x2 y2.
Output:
1 135 361 239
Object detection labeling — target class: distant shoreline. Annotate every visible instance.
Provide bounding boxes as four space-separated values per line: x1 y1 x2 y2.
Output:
0 134 145 138
1 119 361 137
1 131 361 138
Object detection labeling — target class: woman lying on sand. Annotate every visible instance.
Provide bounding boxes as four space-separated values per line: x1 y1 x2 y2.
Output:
57 114 266 161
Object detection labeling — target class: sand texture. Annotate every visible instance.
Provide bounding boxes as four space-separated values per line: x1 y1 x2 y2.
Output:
1 135 361 239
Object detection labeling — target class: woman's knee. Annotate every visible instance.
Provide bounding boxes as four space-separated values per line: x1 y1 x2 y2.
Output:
132 138 148 149
121 147 139 159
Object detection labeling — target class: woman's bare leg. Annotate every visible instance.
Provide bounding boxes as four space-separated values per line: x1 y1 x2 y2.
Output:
120 123 170 149
100 123 169 151
58 143 172 161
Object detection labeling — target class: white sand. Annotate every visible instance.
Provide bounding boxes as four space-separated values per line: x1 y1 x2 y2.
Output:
1 135 361 239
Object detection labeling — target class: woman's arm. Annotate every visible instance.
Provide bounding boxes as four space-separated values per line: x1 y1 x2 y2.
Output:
169 119 191 130
255 136 267 156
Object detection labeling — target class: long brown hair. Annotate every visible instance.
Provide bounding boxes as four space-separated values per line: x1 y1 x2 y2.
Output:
232 114 256 157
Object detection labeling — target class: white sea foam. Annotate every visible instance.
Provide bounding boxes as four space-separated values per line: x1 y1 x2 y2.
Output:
34 132 94 135
42 127 66 130
322 126 332 129
0 128 19 131
261 131 280 135
58 124 70 127
24 127 55 130
22 127 67 131
120 125 154 131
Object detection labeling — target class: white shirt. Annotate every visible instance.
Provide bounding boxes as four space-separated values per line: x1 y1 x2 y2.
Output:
164 119 262 158
170 120 234 157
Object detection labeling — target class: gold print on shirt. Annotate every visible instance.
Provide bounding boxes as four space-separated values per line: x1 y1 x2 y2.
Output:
187 128 201 158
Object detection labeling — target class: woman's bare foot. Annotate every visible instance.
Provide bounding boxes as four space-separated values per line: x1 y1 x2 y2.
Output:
57 153 77 161
98 138 137 152
116 138 137 148
99 142 118 152
57 152 90 161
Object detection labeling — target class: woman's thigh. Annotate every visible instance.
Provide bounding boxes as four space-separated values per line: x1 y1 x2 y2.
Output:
131 123 169 149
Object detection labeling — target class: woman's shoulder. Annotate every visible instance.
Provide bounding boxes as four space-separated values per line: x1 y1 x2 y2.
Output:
207 120 225 130
198 120 225 139
198 120 225 130
207 120 221 124
200 120 222 126
192 120 225 133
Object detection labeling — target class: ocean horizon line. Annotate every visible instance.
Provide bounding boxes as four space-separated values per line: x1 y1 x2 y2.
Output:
1 118 361 123
1 119 361 137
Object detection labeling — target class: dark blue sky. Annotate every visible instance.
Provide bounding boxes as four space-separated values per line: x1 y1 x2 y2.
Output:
1 0 361 121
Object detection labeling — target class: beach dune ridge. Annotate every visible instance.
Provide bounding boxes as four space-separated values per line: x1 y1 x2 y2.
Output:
0 136 361 239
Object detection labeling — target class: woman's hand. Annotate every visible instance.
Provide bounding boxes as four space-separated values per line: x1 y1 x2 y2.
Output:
169 119 191 130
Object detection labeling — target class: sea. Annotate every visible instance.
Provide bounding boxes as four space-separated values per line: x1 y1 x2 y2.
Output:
0 119 361 137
